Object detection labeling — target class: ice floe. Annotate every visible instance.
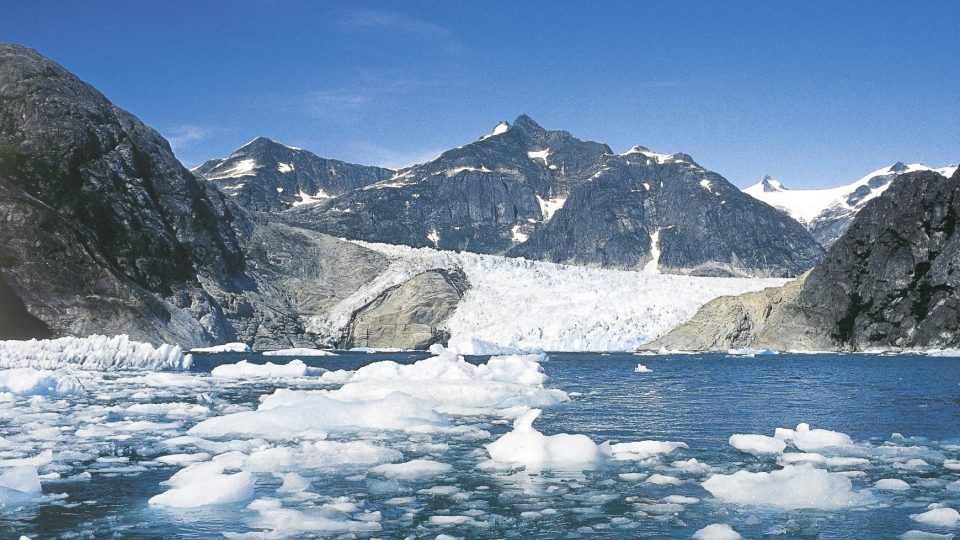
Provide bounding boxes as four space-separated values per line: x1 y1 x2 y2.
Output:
702 464 875 509
210 359 323 379
485 409 602 469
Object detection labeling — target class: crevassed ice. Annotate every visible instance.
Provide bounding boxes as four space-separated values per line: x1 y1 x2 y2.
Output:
0 335 190 371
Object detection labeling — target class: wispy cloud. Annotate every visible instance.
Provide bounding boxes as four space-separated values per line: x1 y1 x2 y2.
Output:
302 91 371 124
165 125 215 151
336 8 464 54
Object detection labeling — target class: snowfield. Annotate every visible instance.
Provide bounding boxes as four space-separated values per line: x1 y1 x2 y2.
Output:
336 242 786 353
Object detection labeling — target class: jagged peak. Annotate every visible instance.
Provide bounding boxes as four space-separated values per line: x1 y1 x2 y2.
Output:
234 136 303 155
512 114 545 133
761 175 786 191
888 161 908 173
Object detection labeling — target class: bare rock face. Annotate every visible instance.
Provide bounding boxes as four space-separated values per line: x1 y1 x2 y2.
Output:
645 168 960 351
342 269 468 350
193 137 393 212
641 274 831 351
0 42 469 349
272 115 823 277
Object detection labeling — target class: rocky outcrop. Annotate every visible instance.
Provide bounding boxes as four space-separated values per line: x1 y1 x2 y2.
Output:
281 116 823 277
641 274 831 351
193 137 392 212
645 168 960 351
0 42 467 350
341 269 468 350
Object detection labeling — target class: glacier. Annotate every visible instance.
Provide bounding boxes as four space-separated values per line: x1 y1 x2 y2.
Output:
330 241 787 354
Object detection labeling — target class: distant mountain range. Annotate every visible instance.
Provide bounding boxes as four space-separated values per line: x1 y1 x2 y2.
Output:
197 116 824 277
744 163 959 247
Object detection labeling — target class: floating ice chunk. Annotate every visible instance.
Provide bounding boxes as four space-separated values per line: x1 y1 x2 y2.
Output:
899 531 955 540
485 409 602 469
0 450 53 468
634 364 652 373
0 335 189 371
262 348 338 357
944 460 960 470
663 495 699 504
189 391 444 438
368 459 452 480
671 458 713 474
910 507 960 527
729 434 786 454
948 480 960 492
610 440 688 461
774 423 853 451
238 498 382 535
0 466 42 506
156 453 211 466
618 472 646 482
779 452 869 467
276 472 311 493
0 368 84 397
210 360 323 379
874 478 910 491
244 440 402 471
190 342 251 353
328 347 567 412
149 468 255 508
693 523 742 540
701 464 874 509
896 459 931 470
645 473 681 485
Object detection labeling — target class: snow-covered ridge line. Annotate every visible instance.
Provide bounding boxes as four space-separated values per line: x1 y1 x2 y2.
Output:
0 335 191 371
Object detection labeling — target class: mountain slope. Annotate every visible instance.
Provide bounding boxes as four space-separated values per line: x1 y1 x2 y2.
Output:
193 136 393 212
282 116 823 277
646 167 960 351
0 42 463 350
744 163 959 247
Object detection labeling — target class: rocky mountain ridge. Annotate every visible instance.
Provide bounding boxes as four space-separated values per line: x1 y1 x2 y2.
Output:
0 42 462 350
208 116 825 277
646 167 960 351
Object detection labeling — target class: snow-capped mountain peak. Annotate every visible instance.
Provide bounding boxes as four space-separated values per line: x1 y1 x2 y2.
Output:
744 162 958 247
480 120 511 140
758 175 785 192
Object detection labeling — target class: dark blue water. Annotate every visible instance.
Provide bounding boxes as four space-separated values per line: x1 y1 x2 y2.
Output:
4 351 959 539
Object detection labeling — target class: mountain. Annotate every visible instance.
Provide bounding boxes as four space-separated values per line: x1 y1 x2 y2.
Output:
0 42 463 350
278 115 823 277
744 163 959 247
193 137 393 212
645 167 960 351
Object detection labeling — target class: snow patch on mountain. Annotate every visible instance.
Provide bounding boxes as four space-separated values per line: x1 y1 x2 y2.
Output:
336 242 786 353
527 149 550 166
536 195 567 221
204 158 259 180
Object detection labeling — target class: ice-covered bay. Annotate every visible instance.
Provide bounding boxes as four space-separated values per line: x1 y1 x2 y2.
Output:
317 242 786 353
1 340 960 538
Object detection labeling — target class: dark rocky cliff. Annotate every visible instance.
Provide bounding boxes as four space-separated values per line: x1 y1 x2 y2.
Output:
276 116 824 277
0 42 464 349
644 168 960 351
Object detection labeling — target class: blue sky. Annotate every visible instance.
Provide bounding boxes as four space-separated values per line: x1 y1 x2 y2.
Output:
2 1 958 188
